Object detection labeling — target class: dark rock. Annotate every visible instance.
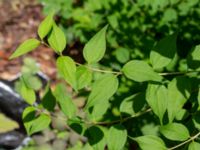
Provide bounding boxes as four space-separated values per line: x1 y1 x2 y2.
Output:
0 131 25 149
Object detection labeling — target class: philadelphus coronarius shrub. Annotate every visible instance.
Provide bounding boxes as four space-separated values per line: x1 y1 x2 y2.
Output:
10 13 200 150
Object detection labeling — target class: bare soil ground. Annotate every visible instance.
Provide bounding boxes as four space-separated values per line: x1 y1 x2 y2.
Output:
0 0 56 81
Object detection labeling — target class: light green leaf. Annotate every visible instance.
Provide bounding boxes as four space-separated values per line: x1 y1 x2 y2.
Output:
54 84 77 119
162 8 177 22
122 60 163 82
0 113 19 133
21 73 42 91
187 45 200 70
160 123 190 141
29 114 51 135
56 56 76 89
146 84 167 124
83 25 108 64
38 12 54 39
20 77 36 105
87 100 109 122
120 92 146 115
76 66 92 90
115 47 130 63
150 33 177 69
48 24 67 53
188 142 200 150
23 107 51 135
167 77 190 122
85 74 118 109
107 124 127 150
133 135 166 150
9 39 40 59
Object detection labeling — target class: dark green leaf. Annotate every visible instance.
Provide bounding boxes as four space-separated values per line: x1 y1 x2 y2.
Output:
85 74 118 109
160 123 190 141
107 125 127 150
122 60 163 82
84 126 106 150
38 12 54 39
54 84 77 119
146 84 167 124
42 84 56 111
133 135 166 150
150 33 177 69
56 56 76 89
48 24 66 53
76 66 92 90
83 25 108 64
10 39 40 59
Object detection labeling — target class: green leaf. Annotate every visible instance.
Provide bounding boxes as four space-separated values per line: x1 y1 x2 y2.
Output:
21 73 42 91
41 84 56 111
107 125 127 150
38 12 54 39
84 126 106 150
167 77 190 122
122 60 163 82
9 39 40 59
192 112 200 130
162 8 177 22
76 66 92 90
150 33 177 69
29 114 51 135
85 74 118 109
20 77 36 105
87 100 109 122
146 84 168 124
83 25 108 64
23 107 51 135
48 24 67 53
198 89 200 107
188 142 200 150
0 113 19 133
159 123 190 141
120 92 146 115
115 47 130 63
133 135 166 150
56 56 76 89
54 84 77 119
187 45 200 70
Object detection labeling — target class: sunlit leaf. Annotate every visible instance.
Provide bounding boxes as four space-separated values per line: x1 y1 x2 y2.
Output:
48 24 67 53
83 25 108 64
85 74 118 109
160 123 190 141
133 135 166 150
10 39 40 59
150 33 177 69
146 83 167 124
38 12 54 39
122 60 163 82
54 84 77 119
107 124 127 150
56 56 76 89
